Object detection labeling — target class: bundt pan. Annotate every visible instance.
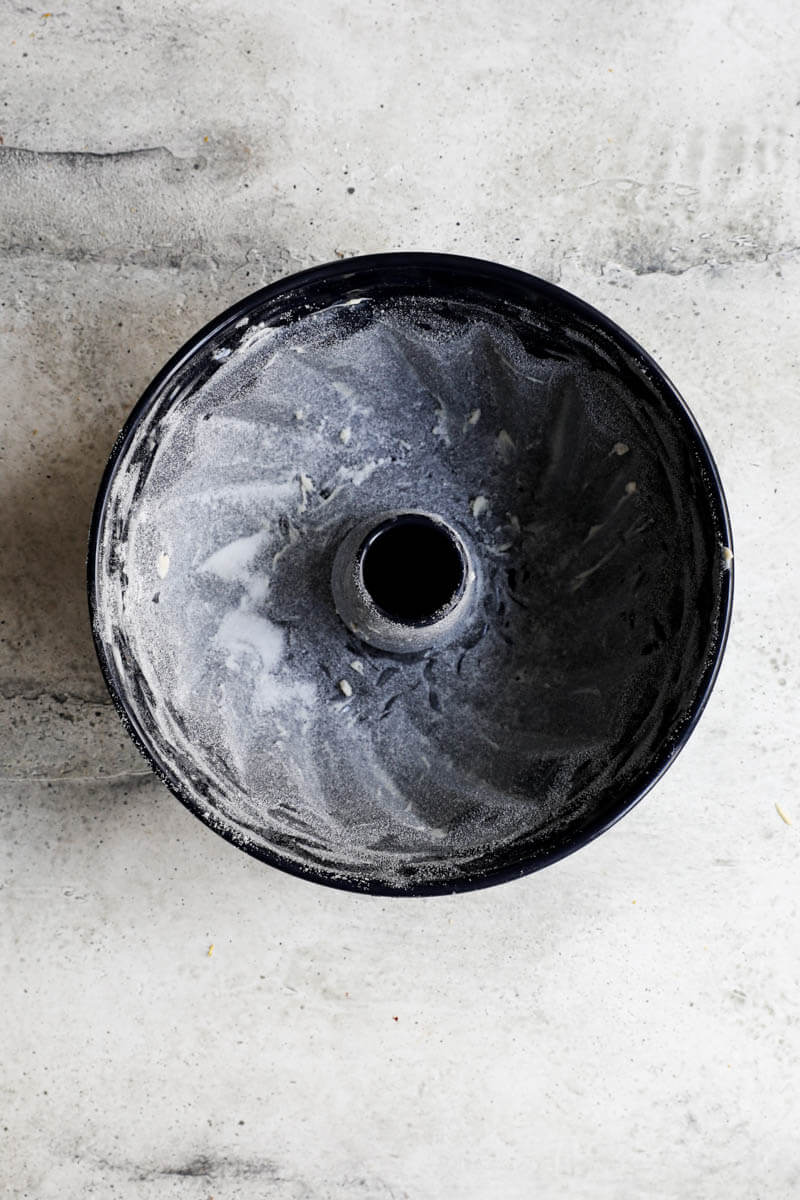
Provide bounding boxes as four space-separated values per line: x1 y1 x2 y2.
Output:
88 253 733 895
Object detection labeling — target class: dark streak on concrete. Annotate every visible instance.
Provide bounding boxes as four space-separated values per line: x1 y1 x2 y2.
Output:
136 1154 282 1181
159 1155 215 1177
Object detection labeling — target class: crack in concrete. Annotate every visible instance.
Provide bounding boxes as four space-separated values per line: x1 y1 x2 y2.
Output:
625 245 800 278
0 686 113 704
547 243 800 285
0 143 184 165
1 770 153 784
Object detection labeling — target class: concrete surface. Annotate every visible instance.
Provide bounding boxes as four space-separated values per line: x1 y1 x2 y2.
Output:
1 1 798 1197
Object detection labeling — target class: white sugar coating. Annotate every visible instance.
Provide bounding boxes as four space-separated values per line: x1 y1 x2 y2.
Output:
496 429 516 460
94 295 721 888
215 610 283 674
201 530 269 583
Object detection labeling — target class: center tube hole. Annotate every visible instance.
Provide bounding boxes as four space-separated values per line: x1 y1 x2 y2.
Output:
360 514 467 626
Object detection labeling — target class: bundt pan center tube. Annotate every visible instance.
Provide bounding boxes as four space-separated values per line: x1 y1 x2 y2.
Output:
88 253 733 895
331 510 480 654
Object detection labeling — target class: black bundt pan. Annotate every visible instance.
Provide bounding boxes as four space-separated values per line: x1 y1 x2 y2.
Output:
88 253 733 896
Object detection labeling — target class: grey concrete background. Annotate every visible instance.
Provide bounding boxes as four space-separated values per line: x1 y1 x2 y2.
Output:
1 2 798 1197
